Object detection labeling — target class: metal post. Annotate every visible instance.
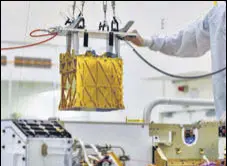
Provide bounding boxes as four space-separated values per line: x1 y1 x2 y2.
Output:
115 36 120 57
72 32 79 54
106 35 113 53
66 33 72 52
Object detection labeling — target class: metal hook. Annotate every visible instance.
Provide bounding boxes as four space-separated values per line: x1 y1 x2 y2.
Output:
110 1 121 31
99 1 109 31
115 16 122 24
110 1 119 31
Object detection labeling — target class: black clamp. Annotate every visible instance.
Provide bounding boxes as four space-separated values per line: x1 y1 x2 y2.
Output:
111 17 119 32
77 16 85 29
119 155 130 162
83 31 89 47
65 17 72 26
99 22 109 31
109 32 114 47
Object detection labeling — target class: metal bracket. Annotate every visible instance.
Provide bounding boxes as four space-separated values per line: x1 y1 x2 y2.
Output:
41 143 48 157
55 21 135 58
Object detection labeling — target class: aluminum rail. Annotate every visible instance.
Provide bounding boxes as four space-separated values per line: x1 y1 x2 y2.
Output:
143 98 214 123
46 27 137 39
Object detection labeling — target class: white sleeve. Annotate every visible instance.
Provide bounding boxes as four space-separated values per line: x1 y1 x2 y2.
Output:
144 10 212 57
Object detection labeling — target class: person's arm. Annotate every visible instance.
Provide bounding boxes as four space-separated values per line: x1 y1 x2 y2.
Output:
128 9 213 57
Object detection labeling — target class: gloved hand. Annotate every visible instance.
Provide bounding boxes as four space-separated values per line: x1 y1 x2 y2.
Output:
125 30 145 47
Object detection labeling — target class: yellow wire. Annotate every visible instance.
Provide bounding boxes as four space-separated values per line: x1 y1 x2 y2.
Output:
213 1 218 6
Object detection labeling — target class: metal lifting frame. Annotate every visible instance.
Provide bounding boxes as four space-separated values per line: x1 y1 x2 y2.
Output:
48 1 136 56
62 28 137 56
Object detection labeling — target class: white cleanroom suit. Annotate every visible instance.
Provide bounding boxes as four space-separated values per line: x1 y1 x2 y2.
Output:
144 3 226 121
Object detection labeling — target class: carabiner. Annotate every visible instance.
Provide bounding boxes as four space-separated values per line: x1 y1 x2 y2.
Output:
111 16 119 32
78 17 85 29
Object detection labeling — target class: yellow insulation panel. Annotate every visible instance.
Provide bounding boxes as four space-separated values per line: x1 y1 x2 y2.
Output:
59 51 125 111
154 150 210 166
154 150 167 166
155 158 222 166
167 159 204 166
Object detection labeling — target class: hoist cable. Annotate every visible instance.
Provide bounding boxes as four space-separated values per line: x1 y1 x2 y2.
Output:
111 1 121 23
72 1 76 17
103 1 107 22
111 1 116 17
81 1 85 15
124 40 226 79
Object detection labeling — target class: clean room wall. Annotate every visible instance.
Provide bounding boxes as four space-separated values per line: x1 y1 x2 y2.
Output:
1 81 9 118
0 81 58 119
1 1 214 77
1 1 215 121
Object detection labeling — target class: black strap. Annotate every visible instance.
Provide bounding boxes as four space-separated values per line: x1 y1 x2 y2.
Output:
109 32 114 46
83 31 89 47
152 146 156 164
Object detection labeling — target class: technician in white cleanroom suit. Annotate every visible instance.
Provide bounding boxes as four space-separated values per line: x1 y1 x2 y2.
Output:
127 3 226 123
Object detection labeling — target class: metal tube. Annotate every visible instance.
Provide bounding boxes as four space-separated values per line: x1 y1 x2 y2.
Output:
115 36 120 57
72 32 79 54
73 144 127 165
74 144 125 156
110 146 126 156
143 98 214 123
66 33 72 52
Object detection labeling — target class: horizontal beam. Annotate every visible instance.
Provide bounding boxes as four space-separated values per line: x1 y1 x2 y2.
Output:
52 28 137 39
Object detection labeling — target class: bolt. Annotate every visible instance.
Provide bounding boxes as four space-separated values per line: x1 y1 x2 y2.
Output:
22 157 26 161
2 130 6 133
200 148 205 155
176 148 182 154
2 145 5 149
18 140 21 144
12 134 15 138
22 146 26 149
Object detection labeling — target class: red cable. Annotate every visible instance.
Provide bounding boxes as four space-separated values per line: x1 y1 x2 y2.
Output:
1 29 58 51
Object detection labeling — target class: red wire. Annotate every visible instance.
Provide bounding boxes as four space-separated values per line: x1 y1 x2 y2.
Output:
1 29 58 51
